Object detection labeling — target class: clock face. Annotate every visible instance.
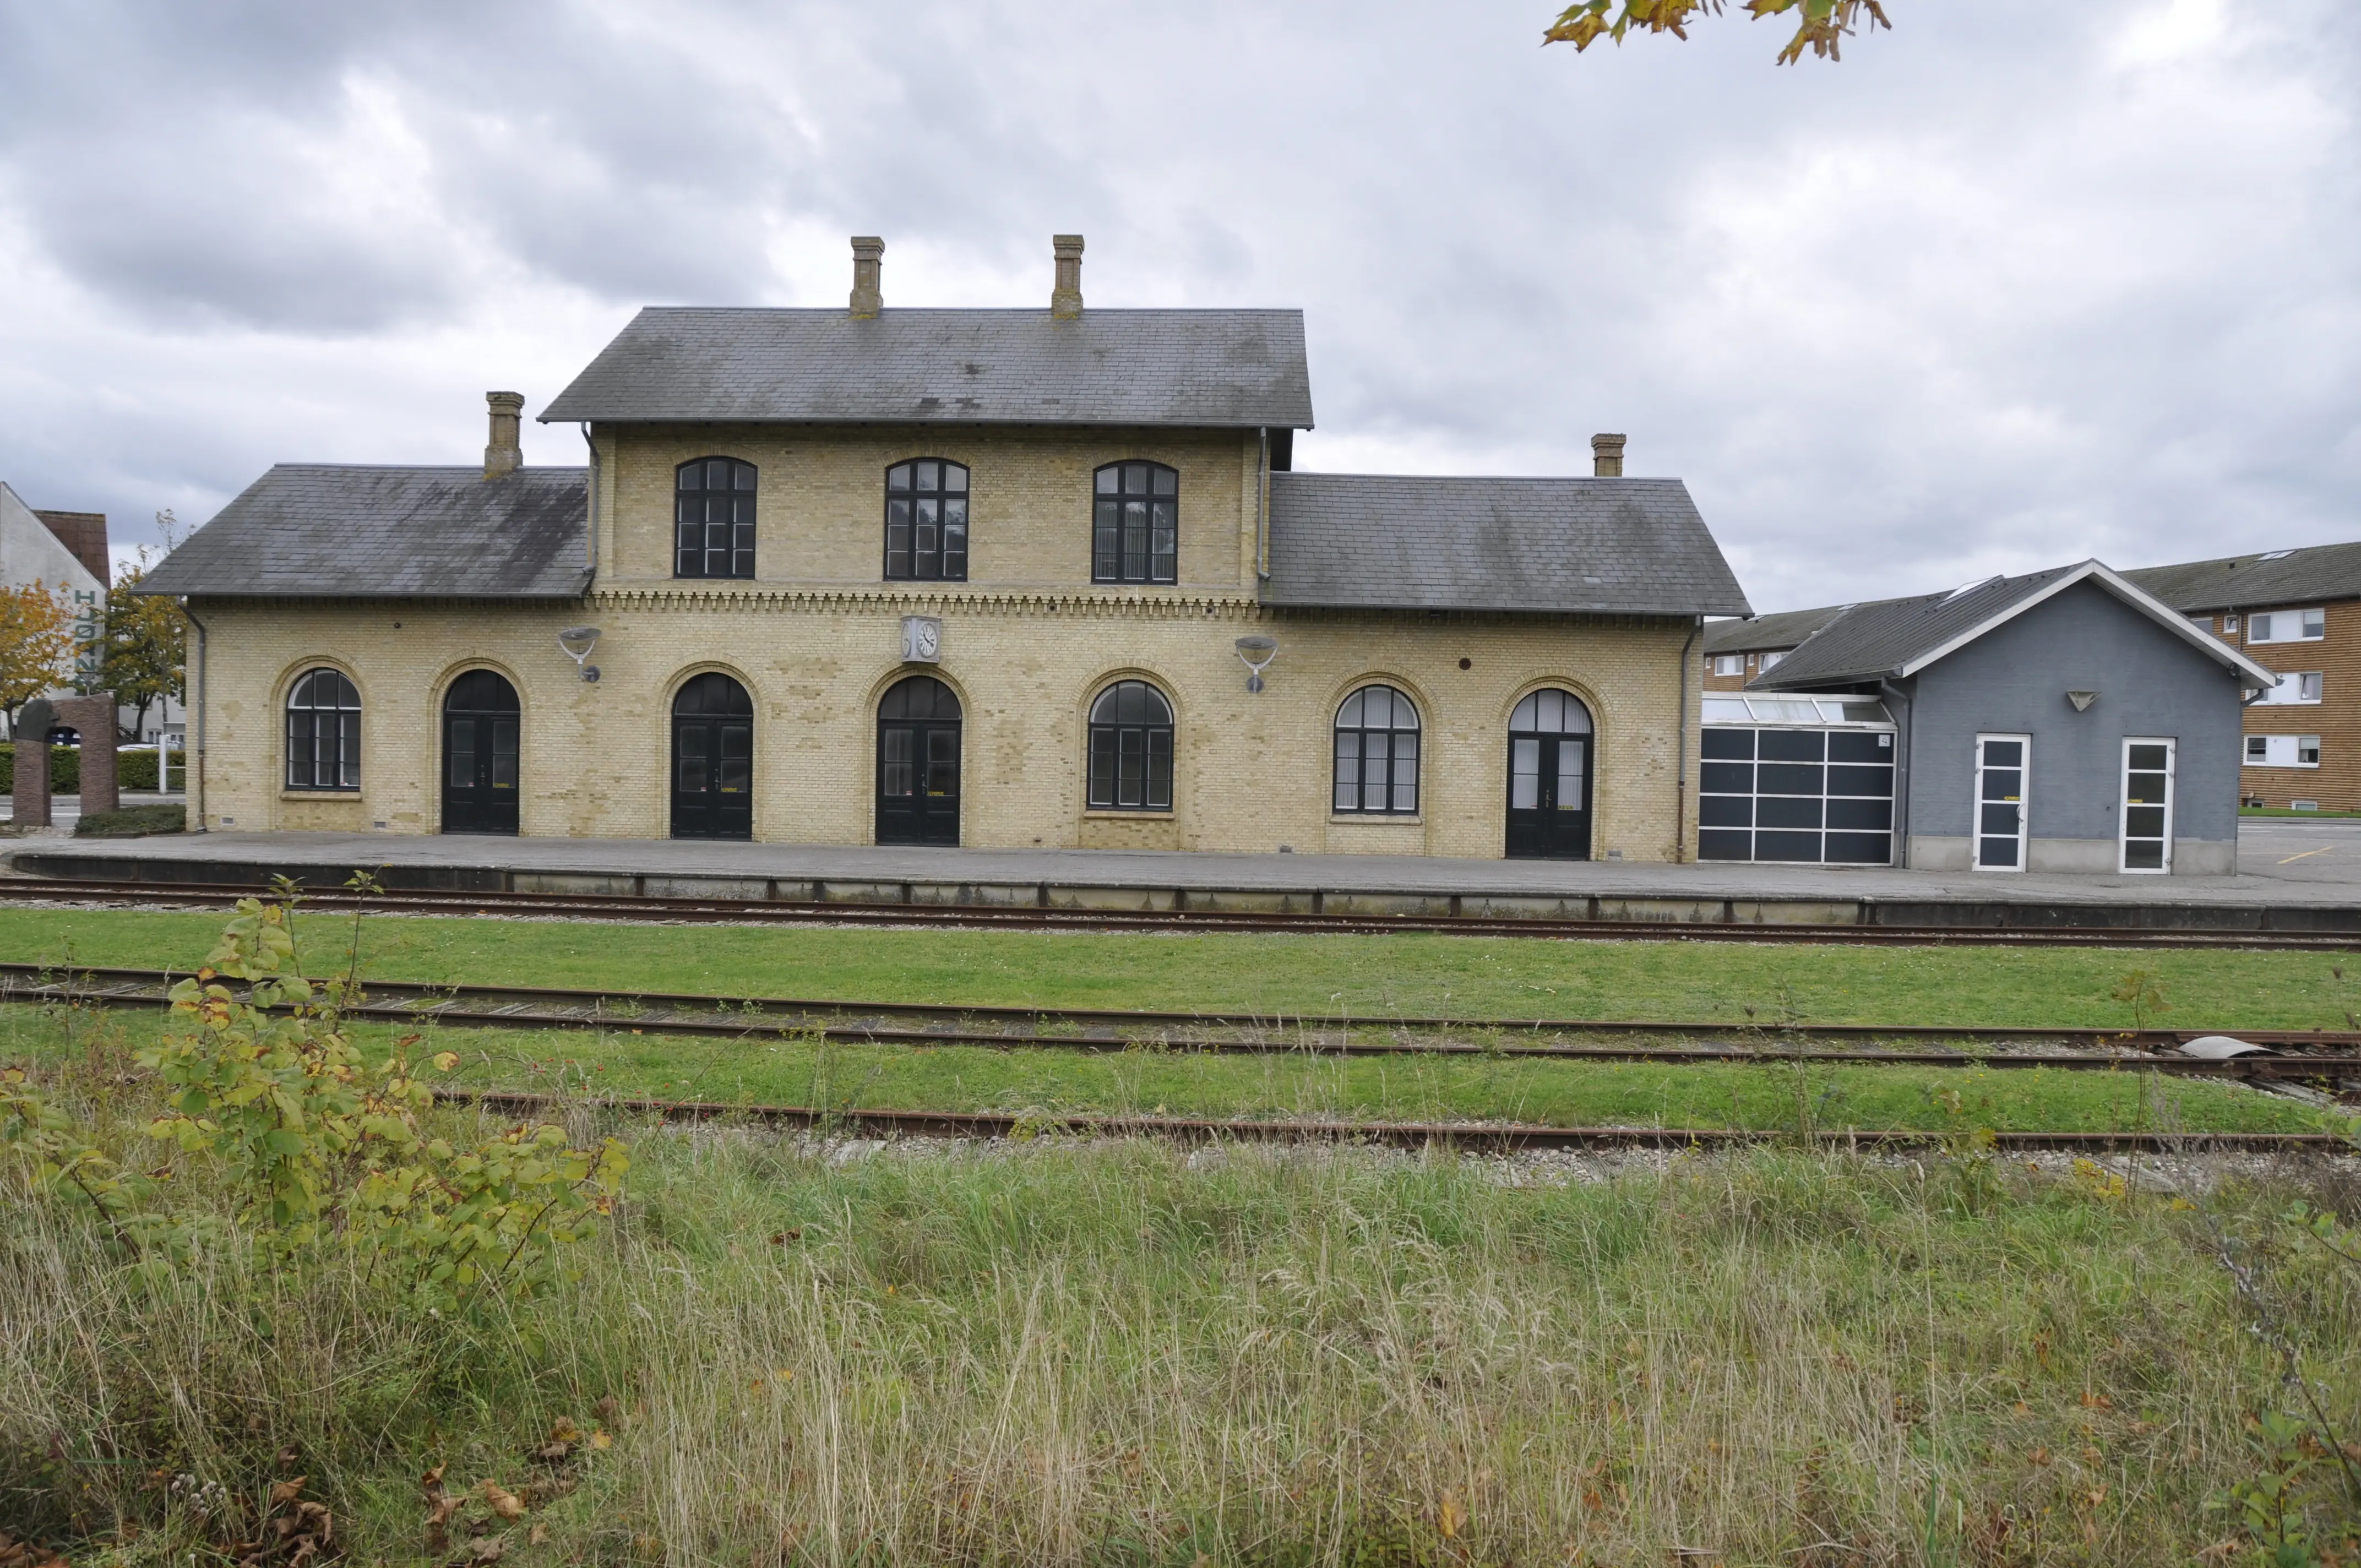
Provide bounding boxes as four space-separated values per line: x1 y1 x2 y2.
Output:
915 620 939 658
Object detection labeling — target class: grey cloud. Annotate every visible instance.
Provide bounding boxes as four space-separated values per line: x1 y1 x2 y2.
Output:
0 0 2354 609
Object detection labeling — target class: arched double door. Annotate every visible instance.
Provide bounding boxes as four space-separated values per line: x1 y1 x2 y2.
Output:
442 670 519 835
672 673 753 840
1506 688 1593 860
877 676 961 846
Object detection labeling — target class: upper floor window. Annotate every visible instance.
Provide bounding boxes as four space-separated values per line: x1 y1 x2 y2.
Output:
1087 679 1174 810
677 458 757 579
2250 607 2326 643
1334 684 1419 814
2258 672 2325 705
885 460 969 581
1710 654 1743 677
286 668 361 791
1094 462 1177 584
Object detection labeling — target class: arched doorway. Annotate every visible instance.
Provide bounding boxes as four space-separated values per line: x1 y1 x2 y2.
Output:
1506 688 1593 860
877 675 961 845
442 669 520 835
672 672 753 840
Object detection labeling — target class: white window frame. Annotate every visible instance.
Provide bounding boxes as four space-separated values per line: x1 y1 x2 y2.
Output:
1760 650 1785 671
2256 671 2325 705
1971 732 2031 873
1711 654 1743 677
2249 607 2327 644
2245 734 2322 769
2118 737 2175 875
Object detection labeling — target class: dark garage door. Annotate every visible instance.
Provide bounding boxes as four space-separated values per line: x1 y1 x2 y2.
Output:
1699 725 1896 864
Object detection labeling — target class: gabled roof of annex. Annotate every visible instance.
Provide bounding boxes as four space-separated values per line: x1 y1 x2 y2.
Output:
1702 603 1848 656
1748 559 2280 690
540 307 1315 430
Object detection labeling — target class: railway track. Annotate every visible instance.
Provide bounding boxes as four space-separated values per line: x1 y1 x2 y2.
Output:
11 962 2361 1085
1 872 2357 949
431 1086 2352 1156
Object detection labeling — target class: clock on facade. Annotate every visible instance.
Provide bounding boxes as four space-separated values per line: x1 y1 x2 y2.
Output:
901 616 942 663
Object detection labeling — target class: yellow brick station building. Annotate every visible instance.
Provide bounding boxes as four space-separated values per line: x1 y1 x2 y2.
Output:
144 238 1751 862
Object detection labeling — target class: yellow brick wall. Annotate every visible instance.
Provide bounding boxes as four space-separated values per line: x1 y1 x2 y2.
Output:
183 423 1706 861
596 425 1263 593
186 594 1700 861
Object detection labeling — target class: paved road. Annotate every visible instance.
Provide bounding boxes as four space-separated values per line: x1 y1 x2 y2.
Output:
15 816 2361 907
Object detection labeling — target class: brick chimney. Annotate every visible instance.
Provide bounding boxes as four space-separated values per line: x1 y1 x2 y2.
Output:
849 236 884 317
1591 433 1626 477
483 392 525 479
1051 234 1084 319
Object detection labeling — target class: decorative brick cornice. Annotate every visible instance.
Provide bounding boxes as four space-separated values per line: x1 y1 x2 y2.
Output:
586 585 1269 620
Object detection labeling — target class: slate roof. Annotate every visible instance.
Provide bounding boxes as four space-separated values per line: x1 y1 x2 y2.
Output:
136 466 589 600
1263 473 1751 616
1702 603 1847 656
541 308 1314 429
1749 560 2280 690
2121 540 2361 613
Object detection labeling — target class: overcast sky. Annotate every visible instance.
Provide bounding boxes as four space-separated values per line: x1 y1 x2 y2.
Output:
1 0 2354 612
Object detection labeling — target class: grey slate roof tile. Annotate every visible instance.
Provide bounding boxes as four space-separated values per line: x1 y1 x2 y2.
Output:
2121 540 2361 612
1702 603 1848 656
135 465 589 600
540 308 1315 429
1745 568 2080 687
1264 473 1750 616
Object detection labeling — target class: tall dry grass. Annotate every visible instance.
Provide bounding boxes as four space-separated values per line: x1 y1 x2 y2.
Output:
5 1054 2359 1565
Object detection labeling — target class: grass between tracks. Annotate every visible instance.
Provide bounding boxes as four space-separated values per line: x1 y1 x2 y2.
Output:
7 905 2361 1029
0 1005 2334 1135
8 1055 2361 1565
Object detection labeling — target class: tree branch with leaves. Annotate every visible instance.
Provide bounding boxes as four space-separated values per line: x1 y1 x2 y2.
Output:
1545 0 1891 63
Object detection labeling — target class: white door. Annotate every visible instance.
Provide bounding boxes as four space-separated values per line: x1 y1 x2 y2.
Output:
1972 733 2030 871
2120 738 2175 873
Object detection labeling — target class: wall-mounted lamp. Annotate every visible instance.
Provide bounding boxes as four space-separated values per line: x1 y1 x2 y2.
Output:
2065 689 2098 712
1234 635 1276 693
559 625 602 682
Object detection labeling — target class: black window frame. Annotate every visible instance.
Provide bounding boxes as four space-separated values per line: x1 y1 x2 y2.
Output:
884 459 970 581
1332 684 1421 815
675 456 758 580
285 667 361 792
1092 461 1178 584
1086 679 1175 811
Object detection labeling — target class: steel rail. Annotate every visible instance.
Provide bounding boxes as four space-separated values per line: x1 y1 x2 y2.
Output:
11 962 2361 1080
429 1086 2350 1155
1 874 2356 949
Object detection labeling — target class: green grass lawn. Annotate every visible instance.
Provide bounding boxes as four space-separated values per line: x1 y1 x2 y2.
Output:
0 1004 2329 1134
4 903 2361 1028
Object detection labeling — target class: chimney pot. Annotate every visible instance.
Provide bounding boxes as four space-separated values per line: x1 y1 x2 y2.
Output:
849 236 884 317
1051 233 1084 319
484 391 525 480
1591 432 1626 478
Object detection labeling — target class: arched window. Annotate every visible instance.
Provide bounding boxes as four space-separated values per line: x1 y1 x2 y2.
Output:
885 460 969 581
1333 684 1419 814
286 668 361 791
1087 679 1174 810
676 457 757 579
1092 461 1177 584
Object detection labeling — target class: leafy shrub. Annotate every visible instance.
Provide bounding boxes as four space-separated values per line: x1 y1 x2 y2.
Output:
0 742 78 793
74 803 186 837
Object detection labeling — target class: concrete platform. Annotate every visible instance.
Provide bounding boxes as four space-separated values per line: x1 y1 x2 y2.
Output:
12 820 2361 930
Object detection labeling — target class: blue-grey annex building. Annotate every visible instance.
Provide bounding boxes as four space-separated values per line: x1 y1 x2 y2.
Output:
1703 561 2279 875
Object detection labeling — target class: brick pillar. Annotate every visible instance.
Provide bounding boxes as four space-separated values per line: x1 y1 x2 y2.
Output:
12 697 53 828
55 695 119 816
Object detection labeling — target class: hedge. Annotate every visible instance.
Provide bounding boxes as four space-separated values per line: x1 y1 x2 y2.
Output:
0 744 176 793
74 803 187 838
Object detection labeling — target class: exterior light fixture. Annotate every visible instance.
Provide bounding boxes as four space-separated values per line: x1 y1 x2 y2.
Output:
1234 635 1276 693
558 625 602 682
2066 690 2098 712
